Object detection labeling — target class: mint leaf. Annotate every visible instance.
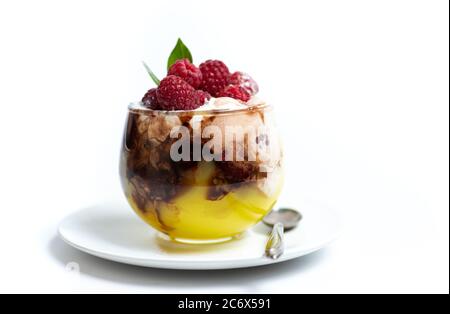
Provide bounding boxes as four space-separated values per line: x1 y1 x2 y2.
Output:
142 61 160 86
167 38 193 70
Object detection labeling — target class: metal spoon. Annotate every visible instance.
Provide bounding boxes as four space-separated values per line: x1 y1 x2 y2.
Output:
263 208 302 259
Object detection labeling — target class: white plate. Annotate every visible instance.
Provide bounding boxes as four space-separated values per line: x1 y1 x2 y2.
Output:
58 201 341 270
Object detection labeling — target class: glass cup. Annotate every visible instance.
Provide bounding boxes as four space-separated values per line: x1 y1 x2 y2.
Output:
120 102 283 243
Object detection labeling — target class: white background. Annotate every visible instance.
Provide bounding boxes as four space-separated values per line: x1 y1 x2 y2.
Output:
0 0 448 294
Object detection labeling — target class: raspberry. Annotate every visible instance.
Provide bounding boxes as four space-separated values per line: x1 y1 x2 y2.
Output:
196 90 211 103
199 60 231 97
229 71 259 95
168 59 202 89
141 88 160 109
156 75 204 110
218 84 251 102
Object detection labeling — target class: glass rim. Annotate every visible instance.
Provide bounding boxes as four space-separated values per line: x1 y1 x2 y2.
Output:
128 101 272 116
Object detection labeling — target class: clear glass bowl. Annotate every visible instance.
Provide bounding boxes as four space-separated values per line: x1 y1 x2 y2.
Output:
120 102 283 243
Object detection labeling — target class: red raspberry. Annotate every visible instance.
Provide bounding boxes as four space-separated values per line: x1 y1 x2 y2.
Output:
141 88 160 109
229 71 259 95
199 60 231 97
156 75 203 110
196 90 211 103
218 84 251 102
168 59 202 89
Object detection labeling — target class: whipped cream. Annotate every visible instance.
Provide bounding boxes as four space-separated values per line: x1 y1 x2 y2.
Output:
195 96 265 111
195 97 247 111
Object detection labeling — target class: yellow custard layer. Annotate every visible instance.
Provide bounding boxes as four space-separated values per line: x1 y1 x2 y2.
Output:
124 163 283 242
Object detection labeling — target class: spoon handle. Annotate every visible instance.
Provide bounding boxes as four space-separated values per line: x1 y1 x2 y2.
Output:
265 222 284 259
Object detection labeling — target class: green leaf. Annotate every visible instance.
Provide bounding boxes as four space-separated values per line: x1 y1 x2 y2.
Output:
167 38 193 70
142 61 160 86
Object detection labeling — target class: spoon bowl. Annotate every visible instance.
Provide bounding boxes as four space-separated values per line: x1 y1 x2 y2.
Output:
263 208 302 231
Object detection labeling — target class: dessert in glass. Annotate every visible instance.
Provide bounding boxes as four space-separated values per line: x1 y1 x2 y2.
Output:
120 41 283 243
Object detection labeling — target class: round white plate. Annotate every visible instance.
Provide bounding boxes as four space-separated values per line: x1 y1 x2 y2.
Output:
58 201 341 270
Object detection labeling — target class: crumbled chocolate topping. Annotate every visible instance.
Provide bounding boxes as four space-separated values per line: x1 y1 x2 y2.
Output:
121 107 281 212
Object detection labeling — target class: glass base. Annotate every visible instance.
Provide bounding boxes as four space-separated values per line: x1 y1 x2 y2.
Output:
157 232 246 245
